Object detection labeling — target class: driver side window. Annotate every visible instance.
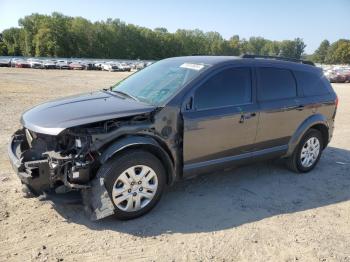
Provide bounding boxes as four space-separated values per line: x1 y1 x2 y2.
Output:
194 67 252 110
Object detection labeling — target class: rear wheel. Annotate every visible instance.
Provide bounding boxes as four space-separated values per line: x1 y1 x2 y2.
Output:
103 150 166 220
286 129 324 173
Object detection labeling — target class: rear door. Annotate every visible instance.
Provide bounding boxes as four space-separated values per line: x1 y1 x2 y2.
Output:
254 67 305 150
182 66 259 167
294 69 337 120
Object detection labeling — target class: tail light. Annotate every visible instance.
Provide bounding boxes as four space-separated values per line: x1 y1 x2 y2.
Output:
335 96 339 107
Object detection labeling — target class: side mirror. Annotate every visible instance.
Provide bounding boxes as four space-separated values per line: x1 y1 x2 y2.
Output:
185 97 193 111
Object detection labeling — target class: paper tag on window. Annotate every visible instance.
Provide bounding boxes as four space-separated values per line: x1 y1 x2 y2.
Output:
180 63 204 71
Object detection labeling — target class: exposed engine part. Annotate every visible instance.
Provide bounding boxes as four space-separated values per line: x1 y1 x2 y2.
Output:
14 128 94 193
9 106 181 220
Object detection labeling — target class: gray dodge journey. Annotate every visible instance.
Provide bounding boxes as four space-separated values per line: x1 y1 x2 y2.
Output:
8 55 337 220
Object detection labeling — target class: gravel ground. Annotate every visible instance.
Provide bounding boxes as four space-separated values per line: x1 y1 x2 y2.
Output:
0 68 349 262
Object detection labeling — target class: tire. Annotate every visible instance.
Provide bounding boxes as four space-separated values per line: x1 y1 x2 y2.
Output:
102 149 166 220
286 129 324 173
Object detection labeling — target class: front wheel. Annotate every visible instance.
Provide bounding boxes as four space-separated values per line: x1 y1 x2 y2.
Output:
102 150 166 220
286 129 324 173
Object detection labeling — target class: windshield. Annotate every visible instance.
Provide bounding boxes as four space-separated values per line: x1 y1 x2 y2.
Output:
111 59 209 106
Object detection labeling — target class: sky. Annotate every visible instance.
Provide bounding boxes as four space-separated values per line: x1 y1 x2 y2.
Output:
0 0 349 54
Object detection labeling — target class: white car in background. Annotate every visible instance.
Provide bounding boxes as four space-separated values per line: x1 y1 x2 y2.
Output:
10 58 23 67
102 62 119 72
43 60 57 69
118 63 131 72
56 60 70 69
94 62 105 70
135 62 146 70
27 59 43 69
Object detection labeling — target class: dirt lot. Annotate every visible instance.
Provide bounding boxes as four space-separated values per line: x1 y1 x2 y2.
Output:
0 68 349 262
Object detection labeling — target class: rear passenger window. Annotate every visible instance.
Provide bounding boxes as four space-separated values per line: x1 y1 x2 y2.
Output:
194 67 252 110
294 70 330 96
257 67 297 101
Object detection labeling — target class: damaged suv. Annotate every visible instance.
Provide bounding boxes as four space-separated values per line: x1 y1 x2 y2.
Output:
8 55 337 220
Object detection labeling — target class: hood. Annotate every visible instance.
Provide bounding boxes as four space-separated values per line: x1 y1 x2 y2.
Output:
21 91 156 135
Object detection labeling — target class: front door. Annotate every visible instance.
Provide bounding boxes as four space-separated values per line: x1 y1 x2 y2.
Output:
182 67 259 169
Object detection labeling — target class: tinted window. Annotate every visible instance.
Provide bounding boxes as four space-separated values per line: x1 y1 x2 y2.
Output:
257 67 297 101
194 68 252 110
294 70 330 96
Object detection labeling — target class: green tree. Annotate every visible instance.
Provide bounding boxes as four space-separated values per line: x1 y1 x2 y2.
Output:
34 27 56 56
4 12 347 62
18 13 49 56
2 28 23 56
261 41 280 56
246 37 268 55
279 38 306 59
227 35 240 55
0 33 8 55
204 31 225 55
325 39 350 64
313 40 330 63
70 17 95 57
0 42 8 55
154 27 168 34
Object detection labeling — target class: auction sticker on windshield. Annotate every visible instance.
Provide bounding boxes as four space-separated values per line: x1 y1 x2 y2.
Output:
180 63 205 71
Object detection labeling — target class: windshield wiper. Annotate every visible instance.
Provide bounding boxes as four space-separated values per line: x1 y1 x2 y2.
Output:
107 88 139 102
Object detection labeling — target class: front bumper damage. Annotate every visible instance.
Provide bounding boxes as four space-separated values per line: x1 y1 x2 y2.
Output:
8 131 51 193
8 106 182 220
81 174 115 220
8 128 115 220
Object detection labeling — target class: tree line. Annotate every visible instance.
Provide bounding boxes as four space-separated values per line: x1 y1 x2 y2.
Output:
0 13 349 64
311 39 350 64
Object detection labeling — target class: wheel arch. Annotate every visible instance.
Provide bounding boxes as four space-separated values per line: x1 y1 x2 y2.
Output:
99 135 176 185
309 123 329 149
286 114 330 157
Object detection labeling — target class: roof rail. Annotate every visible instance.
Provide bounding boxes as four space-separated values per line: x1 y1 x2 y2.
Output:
240 54 315 66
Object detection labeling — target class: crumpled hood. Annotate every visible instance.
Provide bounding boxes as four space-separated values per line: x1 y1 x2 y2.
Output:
21 91 156 135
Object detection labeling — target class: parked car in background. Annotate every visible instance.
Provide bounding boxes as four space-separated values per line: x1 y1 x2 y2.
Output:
10 58 24 67
118 63 131 72
135 62 146 70
56 60 70 69
83 62 95 70
328 71 347 83
322 65 350 83
102 62 119 72
2 57 154 73
28 59 43 69
43 60 57 69
130 63 137 70
339 69 350 82
94 62 104 70
15 60 31 68
8 55 337 220
0 58 10 67
69 62 85 70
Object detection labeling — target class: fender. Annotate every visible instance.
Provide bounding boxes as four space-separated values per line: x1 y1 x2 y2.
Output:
82 135 175 220
99 135 176 185
285 114 329 157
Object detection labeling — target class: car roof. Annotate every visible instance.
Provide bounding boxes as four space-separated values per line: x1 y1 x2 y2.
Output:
166 55 239 65
166 56 319 72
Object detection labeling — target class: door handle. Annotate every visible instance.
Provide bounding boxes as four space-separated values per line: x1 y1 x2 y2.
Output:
239 112 256 123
